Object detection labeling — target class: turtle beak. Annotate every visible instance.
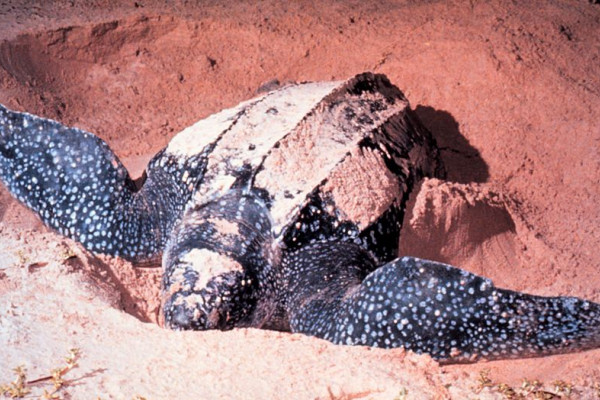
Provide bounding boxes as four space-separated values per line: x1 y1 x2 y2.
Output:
163 290 228 331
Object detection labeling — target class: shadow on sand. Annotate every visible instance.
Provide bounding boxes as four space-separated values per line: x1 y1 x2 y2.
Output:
415 105 489 184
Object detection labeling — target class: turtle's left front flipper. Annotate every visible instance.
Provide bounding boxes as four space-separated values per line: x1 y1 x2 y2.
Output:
0 104 206 261
282 241 600 363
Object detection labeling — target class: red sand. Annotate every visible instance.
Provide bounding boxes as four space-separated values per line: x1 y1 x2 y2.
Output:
0 1 599 398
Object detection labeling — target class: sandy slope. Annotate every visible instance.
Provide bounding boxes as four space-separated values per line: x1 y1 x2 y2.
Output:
0 1 599 398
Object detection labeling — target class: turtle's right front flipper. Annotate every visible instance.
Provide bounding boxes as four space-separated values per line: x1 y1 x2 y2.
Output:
283 241 600 363
0 104 206 261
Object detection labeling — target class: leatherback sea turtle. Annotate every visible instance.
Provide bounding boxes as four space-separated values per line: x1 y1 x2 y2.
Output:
1 73 599 363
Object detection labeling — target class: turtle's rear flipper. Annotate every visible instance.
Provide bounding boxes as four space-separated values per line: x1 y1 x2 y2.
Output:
0 104 206 261
283 241 600 363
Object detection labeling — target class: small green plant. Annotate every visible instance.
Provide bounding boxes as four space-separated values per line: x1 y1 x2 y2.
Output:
552 380 573 397
0 348 80 399
59 245 77 261
393 387 408 400
496 382 518 399
471 370 581 399
15 250 29 267
474 369 494 393
0 365 29 398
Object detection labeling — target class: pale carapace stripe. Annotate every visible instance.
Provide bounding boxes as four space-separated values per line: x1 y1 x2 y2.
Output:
166 76 408 238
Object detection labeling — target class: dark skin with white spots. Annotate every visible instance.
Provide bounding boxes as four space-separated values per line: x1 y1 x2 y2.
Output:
1 73 599 364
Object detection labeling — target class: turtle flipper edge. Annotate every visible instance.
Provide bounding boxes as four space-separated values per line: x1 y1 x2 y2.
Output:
283 241 600 363
0 104 206 262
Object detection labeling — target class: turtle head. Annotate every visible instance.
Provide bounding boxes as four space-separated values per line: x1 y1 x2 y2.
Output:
162 248 261 330
161 187 278 331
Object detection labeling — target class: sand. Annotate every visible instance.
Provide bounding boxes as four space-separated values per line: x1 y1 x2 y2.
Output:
0 1 599 398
